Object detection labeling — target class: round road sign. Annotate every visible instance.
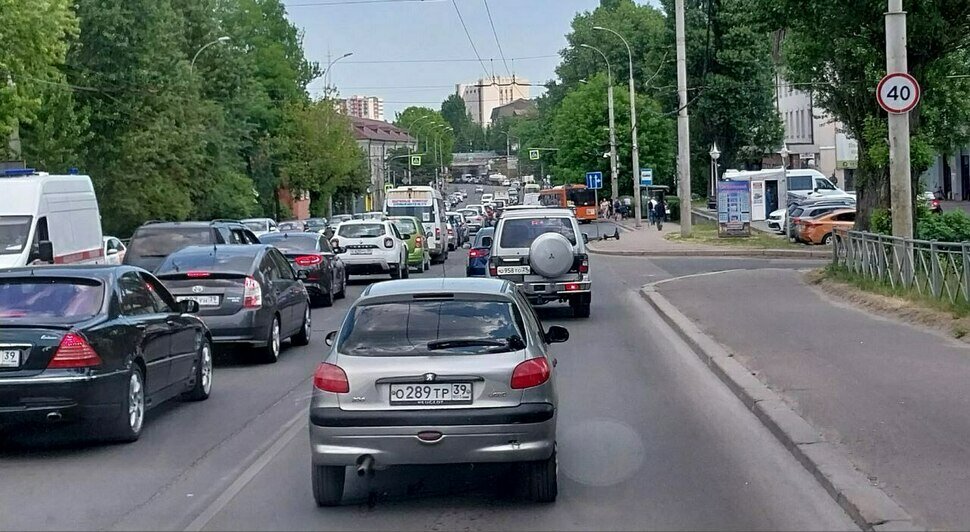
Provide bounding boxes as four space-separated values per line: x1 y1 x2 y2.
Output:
876 72 920 114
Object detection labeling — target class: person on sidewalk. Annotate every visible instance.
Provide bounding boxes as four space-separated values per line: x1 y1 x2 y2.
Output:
653 198 666 231
648 197 657 226
613 199 622 222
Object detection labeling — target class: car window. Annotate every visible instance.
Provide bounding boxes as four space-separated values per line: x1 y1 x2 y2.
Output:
118 273 158 316
499 217 577 248
319 237 334 253
229 229 246 244
271 250 295 280
156 251 256 276
816 178 837 190
788 175 812 190
338 223 385 238
339 300 525 356
261 234 319 252
141 273 176 313
128 226 214 258
259 253 280 281
0 277 104 322
835 212 856 222
389 224 403 240
392 219 418 236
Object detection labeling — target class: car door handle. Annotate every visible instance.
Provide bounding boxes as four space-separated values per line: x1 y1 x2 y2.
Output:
135 324 147 330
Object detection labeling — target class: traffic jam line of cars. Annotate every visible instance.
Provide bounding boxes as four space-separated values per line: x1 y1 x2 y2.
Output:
1 171 581 506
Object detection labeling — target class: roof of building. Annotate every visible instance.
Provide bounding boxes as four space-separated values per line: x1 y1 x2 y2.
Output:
490 98 537 122
349 116 415 143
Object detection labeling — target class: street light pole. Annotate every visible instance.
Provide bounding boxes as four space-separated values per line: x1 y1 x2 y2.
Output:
675 0 692 236
594 26 640 227
709 143 720 208
322 52 353 94
407 116 431 185
580 44 618 207
191 36 230 71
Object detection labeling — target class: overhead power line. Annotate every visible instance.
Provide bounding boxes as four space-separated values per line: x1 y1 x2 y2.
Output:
482 0 511 77
451 0 490 78
286 0 447 7
336 54 556 65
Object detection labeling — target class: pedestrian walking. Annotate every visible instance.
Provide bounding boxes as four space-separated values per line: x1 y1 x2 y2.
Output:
648 198 657 226
613 199 622 222
653 198 666 231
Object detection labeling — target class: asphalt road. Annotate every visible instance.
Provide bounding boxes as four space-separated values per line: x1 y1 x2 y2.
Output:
0 187 852 531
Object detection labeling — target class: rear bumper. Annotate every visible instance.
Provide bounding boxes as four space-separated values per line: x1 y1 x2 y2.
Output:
0 370 128 424
200 309 271 344
505 278 592 303
339 251 397 272
309 403 556 466
406 249 425 266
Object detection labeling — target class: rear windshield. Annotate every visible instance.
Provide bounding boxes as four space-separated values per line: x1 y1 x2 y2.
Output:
392 219 418 235
278 222 302 231
306 219 327 229
499 217 576 248
0 278 104 321
331 215 352 224
129 227 213 258
244 220 270 232
338 224 385 238
156 251 254 276
0 215 32 255
261 234 319 252
339 300 524 356
386 206 432 222
459 209 478 218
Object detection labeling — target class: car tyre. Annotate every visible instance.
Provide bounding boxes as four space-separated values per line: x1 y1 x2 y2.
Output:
319 284 334 307
423 256 430 271
335 273 347 299
107 365 145 443
292 305 311 346
821 233 833 245
182 339 213 402
312 465 346 507
527 449 558 503
258 316 282 363
390 263 402 279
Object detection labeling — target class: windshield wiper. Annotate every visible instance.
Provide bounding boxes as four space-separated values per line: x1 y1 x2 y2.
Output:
427 338 507 350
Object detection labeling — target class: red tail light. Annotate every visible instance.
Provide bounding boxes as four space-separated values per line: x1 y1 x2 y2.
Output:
448 228 454 235
415 235 423 246
579 258 589 274
313 363 349 393
435 227 441 239
243 276 262 308
186 271 210 278
383 237 394 248
294 255 322 266
469 248 484 258
564 283 581 291
511 357 551 389
48 332 102 368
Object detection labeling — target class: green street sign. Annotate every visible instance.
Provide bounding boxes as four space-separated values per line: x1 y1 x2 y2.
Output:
410 155 422 166
529 149 540 160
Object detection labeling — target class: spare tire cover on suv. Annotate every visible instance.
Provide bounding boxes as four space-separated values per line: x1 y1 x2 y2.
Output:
529 233 574 277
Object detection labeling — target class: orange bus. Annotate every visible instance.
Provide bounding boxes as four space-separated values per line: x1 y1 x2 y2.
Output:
538 185 598 223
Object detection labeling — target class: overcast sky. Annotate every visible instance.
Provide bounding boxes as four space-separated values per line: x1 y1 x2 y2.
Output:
284 0 608 120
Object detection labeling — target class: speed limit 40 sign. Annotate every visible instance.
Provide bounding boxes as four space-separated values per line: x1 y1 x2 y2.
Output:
877 72 921 114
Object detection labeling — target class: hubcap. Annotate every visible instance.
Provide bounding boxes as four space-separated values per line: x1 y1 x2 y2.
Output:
200 344 212 394
128 371 144 433
272 320 280 358
304 308 311 339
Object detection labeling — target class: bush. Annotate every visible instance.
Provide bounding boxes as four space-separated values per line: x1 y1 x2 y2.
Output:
666 196 681 221
870 208 892 235
917 210 970 242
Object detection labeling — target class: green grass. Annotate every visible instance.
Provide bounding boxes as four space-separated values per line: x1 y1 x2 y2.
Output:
665 221 805 250
820 264 970 318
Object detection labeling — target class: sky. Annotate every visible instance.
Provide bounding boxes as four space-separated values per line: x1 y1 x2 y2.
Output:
283 0 608 120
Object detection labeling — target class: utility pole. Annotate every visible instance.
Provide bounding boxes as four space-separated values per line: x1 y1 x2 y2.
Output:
675 0 692 236
886 0 913 239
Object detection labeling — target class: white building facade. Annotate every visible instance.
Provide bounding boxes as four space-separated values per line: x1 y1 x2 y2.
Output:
456 76 530 127
340 95 385 122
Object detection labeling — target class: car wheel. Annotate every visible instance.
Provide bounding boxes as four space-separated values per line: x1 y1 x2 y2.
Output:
312 464 345 507
107 365 145 442
258 316 281 363
292 305 311 346
335 273 347 299
423 256 430 271
320 283 334 307
573 303 591 318
526 449 558 503
389 263 402 279
822 233 833 245
183 339 213 401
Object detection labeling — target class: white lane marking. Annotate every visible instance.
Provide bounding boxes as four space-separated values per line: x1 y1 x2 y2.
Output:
184 410 307 531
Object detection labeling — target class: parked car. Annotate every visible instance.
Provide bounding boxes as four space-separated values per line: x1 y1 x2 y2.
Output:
308 277 567 506
241 218 279 237
124 221 259 272
278 220 306 232
103 236 127 265
261 232 346 307
490 208 591 318
0 266 212 441
330 220 409 280
793 208 856 245
389 216 430 272
766 208 787 233
155 245 311 363
466 227 494 277
788 201 855 238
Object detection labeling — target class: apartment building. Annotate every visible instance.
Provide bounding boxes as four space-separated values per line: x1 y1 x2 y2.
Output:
456 76 531 126
339 95 385 122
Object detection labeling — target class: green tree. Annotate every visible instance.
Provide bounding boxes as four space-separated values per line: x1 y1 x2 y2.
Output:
441 93 485 152
395 106 455 171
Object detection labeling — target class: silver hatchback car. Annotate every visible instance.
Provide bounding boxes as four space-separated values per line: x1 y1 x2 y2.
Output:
308 277 567 506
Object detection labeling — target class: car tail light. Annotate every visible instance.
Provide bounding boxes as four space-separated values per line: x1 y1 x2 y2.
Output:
294 255 322 266
243 276 262 308
448 228 454 235
383 237 394 248
48 332 102 368
435 227 441 239
511 357 551 389
313 363 349 393
186 271 210 278
469 248 483 258
415 235 423 246
579 258 589 273
488 259 497 276
564 283 581 291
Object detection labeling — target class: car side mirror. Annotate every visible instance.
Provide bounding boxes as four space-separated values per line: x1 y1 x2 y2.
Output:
325 330 338 347
296 269 310 280
582 233 589 244
179 299 200 314
481 236 493 247
37 240 54 263
107 247 119 256
545 325 569 344
401 233 411 241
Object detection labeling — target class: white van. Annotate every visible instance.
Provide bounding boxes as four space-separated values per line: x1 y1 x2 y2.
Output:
384 186 449 263
0 169 104 268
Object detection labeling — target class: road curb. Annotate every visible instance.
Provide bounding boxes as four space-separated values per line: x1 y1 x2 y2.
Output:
588 247 831 259
639 282 921 532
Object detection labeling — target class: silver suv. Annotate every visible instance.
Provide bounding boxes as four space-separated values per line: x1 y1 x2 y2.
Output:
489 208 591 318
308 278 567 506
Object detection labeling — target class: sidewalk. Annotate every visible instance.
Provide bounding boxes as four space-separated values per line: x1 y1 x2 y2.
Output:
587 221 831 259
655 269 970 530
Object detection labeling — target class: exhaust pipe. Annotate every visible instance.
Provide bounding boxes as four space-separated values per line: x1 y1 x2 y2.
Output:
356 455 375 477
46 411 62 422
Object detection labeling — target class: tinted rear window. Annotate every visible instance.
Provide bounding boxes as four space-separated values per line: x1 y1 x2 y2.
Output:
156 250 255 276
338 224 385 238
339 300 523 356
0 278 104 321
129 227 213 258
788 176 813 191
499 217 576 248
261 234 319 252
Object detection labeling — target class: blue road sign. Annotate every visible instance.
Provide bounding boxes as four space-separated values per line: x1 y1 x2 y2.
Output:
585 171 603 190
640 168 653 187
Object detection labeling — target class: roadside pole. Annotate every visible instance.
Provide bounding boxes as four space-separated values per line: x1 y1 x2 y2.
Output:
885 0 914 240
675 0 692 237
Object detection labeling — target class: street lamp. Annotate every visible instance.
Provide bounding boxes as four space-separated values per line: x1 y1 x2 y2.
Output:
497 130 520 180
322 52 353 91
191 36 230 71
708 143 721 210
579 43 618 209
594 26 641 227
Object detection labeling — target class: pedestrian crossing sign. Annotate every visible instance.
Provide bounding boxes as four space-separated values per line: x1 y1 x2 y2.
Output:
529 149 540 160
410 155 422 166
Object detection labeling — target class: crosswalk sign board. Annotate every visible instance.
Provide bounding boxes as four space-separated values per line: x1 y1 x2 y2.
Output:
529 149 540 160
410 155 422 166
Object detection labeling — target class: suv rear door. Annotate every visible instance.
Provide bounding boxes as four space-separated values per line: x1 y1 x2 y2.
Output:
493 215 584 284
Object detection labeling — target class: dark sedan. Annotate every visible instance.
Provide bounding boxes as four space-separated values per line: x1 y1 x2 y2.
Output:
260 232 346 307
466 227 494 277
0 266 212 442
155 245 311 363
